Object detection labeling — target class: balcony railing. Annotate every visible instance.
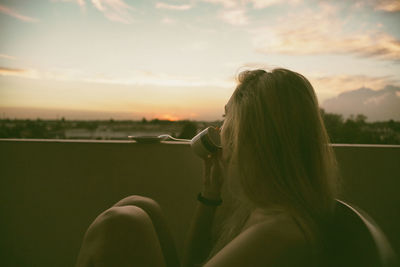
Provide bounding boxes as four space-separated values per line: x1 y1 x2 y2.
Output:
0 139 399 267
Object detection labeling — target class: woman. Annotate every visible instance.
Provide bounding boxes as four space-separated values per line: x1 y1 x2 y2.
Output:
76 68 338 267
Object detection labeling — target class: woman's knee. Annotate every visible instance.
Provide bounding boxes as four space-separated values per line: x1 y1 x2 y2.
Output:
87 206 152 242
78 206 166 267
101 205 151 227
112 196 180 267
114 195 162 216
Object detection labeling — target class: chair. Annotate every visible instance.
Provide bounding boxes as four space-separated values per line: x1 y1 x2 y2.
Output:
323 200 398 267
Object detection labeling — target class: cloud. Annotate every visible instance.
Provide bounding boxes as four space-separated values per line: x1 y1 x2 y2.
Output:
155 2 192 11
77 0 86 8
248 0 300 9
200 0 249 25
200 0 299 25
201 0 238 8
251 3 400 61
354 0 400 12
0 66 91 81
52 0 134 22
91 0 134 23
161 17 177 24
84 69 234 88
202 0 298 9
0 4 38 22
374 0 400 12
219 8 248 25
0 65 234 89
308 73 399 101
322 85 400 121
0 54 16 60
51 0 86 8
202 0 299 26
0 67 38 78
0 67 25 75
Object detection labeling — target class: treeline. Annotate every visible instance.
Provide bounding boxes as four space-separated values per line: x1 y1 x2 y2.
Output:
0 118 208 140
321 110 400 144
0 111 400 144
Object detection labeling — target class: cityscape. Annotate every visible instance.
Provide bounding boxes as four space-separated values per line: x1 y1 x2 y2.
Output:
1 110 399 144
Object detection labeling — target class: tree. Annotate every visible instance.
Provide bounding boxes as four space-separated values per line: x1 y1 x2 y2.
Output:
322 112 343 143
178 121 197 139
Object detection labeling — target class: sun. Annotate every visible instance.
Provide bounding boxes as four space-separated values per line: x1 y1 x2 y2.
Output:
155 114 180 121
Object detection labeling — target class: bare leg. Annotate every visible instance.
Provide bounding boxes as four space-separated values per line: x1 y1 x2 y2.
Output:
113 196 180 267
76 196 179 267
76 205 166 267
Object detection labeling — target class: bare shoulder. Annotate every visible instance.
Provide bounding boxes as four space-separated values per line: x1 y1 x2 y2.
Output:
204 211 311 267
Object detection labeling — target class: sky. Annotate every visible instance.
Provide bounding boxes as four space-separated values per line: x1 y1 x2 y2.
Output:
0 0 399 121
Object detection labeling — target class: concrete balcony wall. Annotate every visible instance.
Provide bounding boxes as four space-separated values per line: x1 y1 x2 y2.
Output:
0 140 399 267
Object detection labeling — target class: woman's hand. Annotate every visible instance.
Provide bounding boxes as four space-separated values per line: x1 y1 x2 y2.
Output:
202 150 224 200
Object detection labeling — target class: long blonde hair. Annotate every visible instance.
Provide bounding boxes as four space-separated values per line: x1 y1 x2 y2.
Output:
210 68 339 257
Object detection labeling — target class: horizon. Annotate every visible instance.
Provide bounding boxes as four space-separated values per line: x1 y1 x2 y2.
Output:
1 0 400 121
1 106 398 122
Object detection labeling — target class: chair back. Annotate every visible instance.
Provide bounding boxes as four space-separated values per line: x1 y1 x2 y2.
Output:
323 200 397 267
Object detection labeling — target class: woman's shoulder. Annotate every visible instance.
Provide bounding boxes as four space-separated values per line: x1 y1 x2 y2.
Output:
250 208 306 235
244 208 309 249
204 209 311 267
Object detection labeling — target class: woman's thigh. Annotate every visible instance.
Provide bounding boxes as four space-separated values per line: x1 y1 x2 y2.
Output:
113 195 180 267
76 205 166 267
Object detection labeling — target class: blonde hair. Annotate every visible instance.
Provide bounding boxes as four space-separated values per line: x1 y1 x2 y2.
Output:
210 68 339 257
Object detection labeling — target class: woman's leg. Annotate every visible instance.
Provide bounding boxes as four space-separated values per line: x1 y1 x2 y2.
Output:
76 195 180 267
76 205 166 267
113 195 180 267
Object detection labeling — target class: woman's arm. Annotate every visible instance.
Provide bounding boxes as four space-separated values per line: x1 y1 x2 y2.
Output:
182 201 219 267
182 153 224 267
